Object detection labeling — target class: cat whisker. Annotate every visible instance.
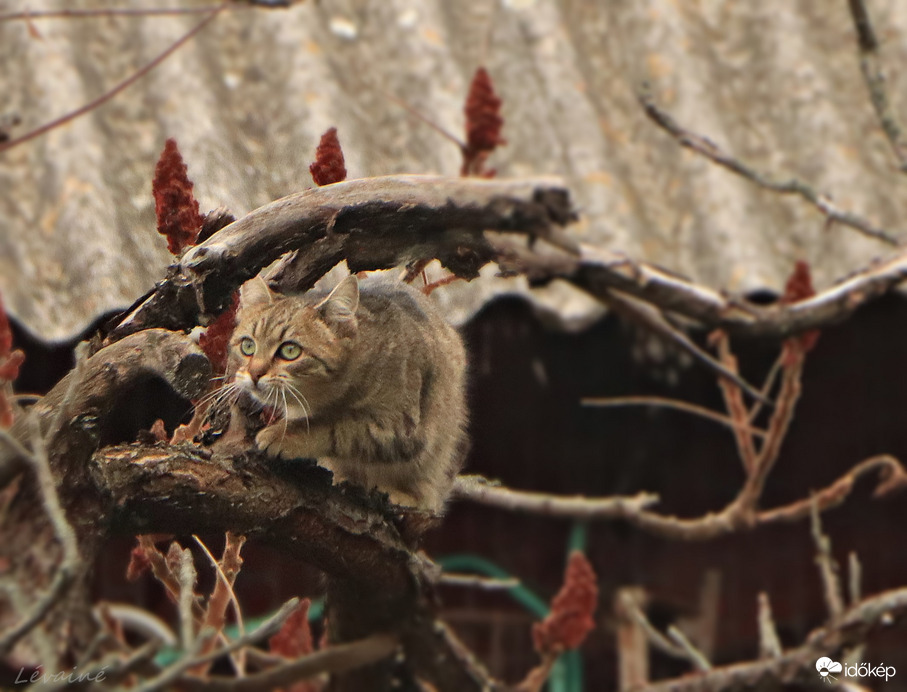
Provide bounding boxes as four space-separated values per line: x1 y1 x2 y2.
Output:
196 381 238 408
282 381 311 434
279 387 290 446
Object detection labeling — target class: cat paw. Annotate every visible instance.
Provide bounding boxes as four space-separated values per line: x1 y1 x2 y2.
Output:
255 426 286 457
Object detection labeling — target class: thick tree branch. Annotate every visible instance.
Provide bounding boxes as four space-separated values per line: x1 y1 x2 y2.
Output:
105 175 574 344
0 330 212 661
90 444 497 691
493 237 907 339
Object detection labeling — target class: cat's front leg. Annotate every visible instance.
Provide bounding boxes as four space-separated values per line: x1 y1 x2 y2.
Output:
256 422 333 460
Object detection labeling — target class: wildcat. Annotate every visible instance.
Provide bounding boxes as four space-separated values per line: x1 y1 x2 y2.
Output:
225 274 468 512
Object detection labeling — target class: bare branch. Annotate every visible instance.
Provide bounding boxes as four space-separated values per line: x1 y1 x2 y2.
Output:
667 625 711 672
848 551 863 606
105 175 574 344
438 573 521 590
134 598 300 692
637 85 899 245
495 237 907 339
0 6 227 154
456 453 907 540
756 592 782 659
711 332 759 473
179 634 399 692
847 0 907 172
0 419 80 655
811 498 846 621
643 585 907 692
582 396 768 440
600 289 770 404
0 5 239 21
452 475 660 519
178 547 199 650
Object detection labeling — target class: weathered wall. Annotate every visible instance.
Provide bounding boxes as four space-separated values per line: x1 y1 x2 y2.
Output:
2 0 906 340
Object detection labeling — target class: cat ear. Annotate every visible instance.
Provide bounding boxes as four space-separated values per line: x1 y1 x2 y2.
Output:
317 275 359 337
240 276 275 308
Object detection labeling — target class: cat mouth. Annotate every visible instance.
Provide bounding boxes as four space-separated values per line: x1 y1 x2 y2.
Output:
261 405 284 426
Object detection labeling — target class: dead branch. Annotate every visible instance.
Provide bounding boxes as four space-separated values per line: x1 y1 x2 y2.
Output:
637 85 899 245
177 633 399 692
456 454 907 540
811 499 846 621
581 396 768 440
847 0 907 172
0 329 211 662
0 6 226 155
105 175 574 344
0 5 236 21
642 585 907 691
756 593 782 659
452 475 660 519
667 626 711 672
598 288 769 404
90 443 497 691
494 237 907 339
0 420 79 656
133 598 300 692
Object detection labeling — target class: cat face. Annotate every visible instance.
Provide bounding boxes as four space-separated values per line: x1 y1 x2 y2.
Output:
227 276 359 420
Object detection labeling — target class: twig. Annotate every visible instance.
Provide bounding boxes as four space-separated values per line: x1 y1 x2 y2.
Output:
452 475 660 519
711 331 759 473
642 584 907 692
177 633 399 692
178 547 199 650
582 396 768 440
0 0 254 22
811 497 845 621
748 353 783 423
138 536 205 620
618 590 686 661
0 5 241 21
96 602 178 647
734 341 806 519
134 598 300 692
848 551 862 606
614 588 650 691
757 592 782 659
637 84 899 245
667 625 712 672
0 5 227 154
192 533 246 676
601 288 771 404
0 419 80 655
41 641 160 692
438 573 521 590
847 0 907 172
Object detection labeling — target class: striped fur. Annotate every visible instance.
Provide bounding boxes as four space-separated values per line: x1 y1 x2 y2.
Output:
227 275 468 512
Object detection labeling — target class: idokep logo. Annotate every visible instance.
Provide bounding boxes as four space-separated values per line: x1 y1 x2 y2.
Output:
816 657 896 684
816 657 842 683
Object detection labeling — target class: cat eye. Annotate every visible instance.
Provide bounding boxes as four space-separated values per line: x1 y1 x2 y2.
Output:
239 337 256 356
278 341 302 360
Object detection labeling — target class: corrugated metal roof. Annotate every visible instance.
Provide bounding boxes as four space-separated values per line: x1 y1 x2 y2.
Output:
2 0 905 341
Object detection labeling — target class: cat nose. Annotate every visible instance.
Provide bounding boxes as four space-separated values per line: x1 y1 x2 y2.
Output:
248 361 268 384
